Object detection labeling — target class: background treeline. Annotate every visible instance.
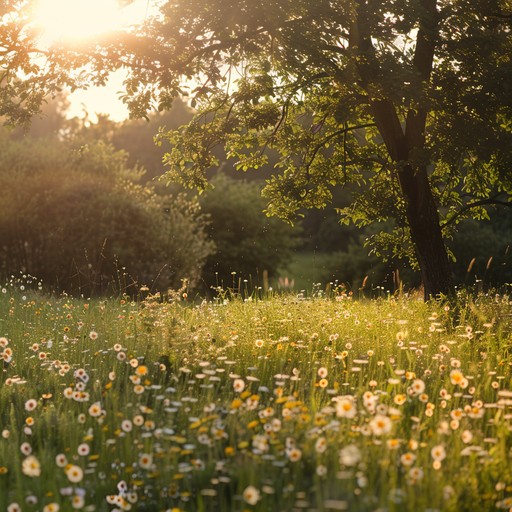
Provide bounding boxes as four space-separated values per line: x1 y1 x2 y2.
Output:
1 97 511 296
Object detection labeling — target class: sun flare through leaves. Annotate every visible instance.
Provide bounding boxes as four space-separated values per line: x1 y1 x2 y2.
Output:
32 0 123 45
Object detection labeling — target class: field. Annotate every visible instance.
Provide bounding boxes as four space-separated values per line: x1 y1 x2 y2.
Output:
0 278 511 512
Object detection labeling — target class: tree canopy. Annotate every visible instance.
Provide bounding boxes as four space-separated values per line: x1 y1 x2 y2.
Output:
1 0 512 298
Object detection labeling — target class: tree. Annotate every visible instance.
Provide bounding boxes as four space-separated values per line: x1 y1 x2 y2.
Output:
1 0 512 298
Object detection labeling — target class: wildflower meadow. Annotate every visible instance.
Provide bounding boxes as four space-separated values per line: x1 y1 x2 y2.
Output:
0 276 511 512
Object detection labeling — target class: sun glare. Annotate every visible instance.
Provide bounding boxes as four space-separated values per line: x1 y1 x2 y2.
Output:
33 0 123 45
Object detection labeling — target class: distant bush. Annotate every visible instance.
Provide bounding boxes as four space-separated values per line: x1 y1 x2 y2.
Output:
0 134 214 295
450 212 512 287
199 174 300 289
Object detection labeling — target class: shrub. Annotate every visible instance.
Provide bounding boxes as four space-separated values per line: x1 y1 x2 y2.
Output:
450 213 512 288
0 134 214 295
199 173 300 290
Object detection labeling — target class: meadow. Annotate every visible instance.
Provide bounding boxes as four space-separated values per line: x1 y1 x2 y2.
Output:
0 276 511 512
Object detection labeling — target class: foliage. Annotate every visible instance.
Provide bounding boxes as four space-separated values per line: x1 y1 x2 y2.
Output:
0 133 214 295
72 98 195 182
451 210 512 287
199 173 301 289
2 1 512 295
0 284 511 511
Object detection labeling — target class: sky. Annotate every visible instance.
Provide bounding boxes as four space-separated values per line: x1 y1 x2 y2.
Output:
67 69 132 122
49 0 159 122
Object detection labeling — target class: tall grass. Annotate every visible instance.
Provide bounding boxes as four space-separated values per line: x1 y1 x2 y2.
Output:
0 278 511 511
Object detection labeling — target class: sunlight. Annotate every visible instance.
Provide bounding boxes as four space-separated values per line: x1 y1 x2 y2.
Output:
32 0 123 45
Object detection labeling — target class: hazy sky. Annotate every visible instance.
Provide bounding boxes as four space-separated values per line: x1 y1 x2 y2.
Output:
67 69 132 122
62 0 158 122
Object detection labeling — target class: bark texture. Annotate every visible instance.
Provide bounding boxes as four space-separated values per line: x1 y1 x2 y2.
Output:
351 0 452 299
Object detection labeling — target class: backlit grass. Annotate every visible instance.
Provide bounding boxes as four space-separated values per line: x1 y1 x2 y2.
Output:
0 277 511 511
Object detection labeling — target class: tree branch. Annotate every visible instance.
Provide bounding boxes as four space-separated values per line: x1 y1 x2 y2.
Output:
304 122 377 170
441 198 512 230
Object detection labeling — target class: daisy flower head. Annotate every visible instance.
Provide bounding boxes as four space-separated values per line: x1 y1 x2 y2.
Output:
233 378 245 393
77 443 90 456
317 367 328 378
65 464 84 483
121 419 133 432
242 485 261 506
408 467 424 482
71 495 85 509
409 379 426 396
400 452 416 467
22 455 41 477
318 378 329 388
135 365 148 376
287 447 302 462
315 437 327 454
370 414 393 436
461 429 473 443
55 453 68 467
24 399 37 412
139 453 153 470
334 396 357 419
431 444 446 462
450 369 466 387
43 504 60 512
88 402 102 417
339 444 361 467
20 442 32 455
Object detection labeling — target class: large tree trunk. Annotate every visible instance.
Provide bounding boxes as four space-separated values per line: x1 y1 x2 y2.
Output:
398 164 453 299
370 100 453 300
352 0 452 299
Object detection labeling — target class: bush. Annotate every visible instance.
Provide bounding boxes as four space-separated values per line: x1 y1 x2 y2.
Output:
0 134 214 295
450 212 512 287
199 174 300 290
